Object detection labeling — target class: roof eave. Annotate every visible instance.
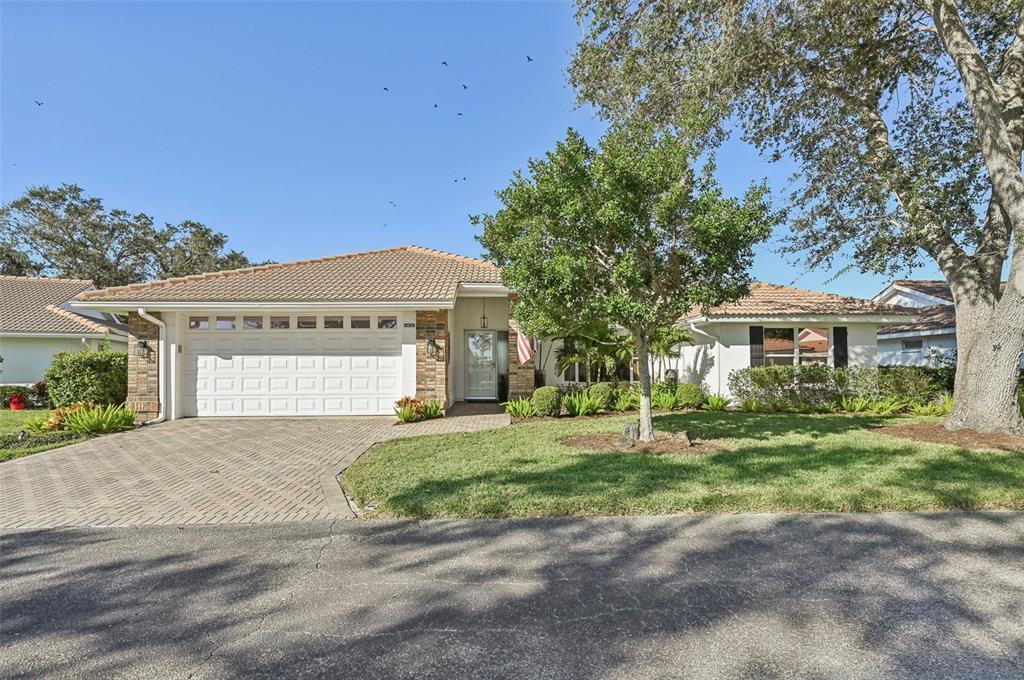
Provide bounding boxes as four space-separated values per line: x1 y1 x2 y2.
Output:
71 299 457 311
694 314 919 324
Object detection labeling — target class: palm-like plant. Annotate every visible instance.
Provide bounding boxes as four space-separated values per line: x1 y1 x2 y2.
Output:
649 325 694 378
555 326 633 382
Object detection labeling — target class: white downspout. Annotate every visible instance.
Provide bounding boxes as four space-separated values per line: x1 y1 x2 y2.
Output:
136 308 166 424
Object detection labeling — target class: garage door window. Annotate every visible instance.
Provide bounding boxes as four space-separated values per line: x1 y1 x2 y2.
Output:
324 316 344 329
377 315 397 329
189 316 210 330
351 316 370 329
297 316 318 329
270 316 290 330
216 316 237 330
243 316 263 330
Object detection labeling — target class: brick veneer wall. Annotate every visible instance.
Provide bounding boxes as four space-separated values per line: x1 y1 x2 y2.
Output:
416 310 450 405
126 312 160 421
507 294 536 399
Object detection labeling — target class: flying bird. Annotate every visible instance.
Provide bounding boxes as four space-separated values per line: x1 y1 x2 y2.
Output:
387 201 397 207
461 84 468 90
441 60 448 66
433 104 438 109
457 112 463 116
526 55 534 62
33 100 43 106
383 87 390 92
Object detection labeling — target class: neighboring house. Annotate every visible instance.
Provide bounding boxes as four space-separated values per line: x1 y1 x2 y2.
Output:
72 246 535 420
536 283 916 397
870 279 1011 368
0 276 128 385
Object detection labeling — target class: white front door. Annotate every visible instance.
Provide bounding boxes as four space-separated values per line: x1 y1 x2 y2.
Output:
465 331 498 400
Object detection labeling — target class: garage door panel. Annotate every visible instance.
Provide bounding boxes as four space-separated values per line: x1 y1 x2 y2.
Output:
184 327 403 416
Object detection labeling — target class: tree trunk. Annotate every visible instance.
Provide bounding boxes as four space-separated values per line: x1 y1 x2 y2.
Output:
946 298 1024 434
636 335 655 442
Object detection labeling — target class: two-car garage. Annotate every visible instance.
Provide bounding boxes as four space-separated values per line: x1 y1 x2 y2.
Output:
181 313 405 417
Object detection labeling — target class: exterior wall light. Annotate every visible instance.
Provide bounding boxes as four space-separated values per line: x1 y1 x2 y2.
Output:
136 339 149 358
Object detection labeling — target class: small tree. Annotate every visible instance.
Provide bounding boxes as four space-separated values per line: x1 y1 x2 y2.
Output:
475 126 776 441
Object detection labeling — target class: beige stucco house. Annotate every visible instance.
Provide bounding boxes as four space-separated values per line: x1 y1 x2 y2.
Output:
72 246 534 421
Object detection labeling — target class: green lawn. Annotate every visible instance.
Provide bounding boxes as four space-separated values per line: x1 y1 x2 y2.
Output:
342 412 1024 518
0 410 85 462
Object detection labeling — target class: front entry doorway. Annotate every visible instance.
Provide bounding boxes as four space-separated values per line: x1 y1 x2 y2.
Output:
465 331 498 400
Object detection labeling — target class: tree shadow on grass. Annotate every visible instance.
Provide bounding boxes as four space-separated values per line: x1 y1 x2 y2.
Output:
4 513 1022 679
651 411 890 440
366 434 1024 517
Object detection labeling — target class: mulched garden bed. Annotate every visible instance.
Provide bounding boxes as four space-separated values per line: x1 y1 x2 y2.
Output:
874 423 1024 452
560 432 729 455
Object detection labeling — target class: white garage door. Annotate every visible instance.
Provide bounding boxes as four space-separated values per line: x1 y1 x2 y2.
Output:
183 314 403 417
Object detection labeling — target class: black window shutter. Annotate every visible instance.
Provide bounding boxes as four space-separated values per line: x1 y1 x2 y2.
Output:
749 326 765 367
833 327 848 368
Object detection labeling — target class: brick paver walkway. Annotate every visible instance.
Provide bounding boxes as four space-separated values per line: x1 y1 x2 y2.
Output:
0 410 508 529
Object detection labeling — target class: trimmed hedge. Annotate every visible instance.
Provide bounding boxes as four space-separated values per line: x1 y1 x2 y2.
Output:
45 349 128 408
728 365 977 412
586 383 615 410
674 383 707 409
532 386 562 417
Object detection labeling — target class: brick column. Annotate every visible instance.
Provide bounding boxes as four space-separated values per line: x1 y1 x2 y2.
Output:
415 310 450 406
507 294 536 399
126 312 160 421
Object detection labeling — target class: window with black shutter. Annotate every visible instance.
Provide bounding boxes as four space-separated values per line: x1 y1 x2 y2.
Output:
833 327 848 368
749 326 765 367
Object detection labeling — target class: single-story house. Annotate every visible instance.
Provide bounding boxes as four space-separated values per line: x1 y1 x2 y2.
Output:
539 283 915 397
73 246 534 420
871 279 1021 368
0 275 128 385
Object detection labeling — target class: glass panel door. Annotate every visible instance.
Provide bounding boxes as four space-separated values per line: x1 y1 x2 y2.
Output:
466 331 498 400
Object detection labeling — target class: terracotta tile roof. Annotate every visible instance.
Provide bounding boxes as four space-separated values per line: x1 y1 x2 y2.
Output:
891 280 954 302
689 282 915 319
76 246 503 304
0 276 127 336
879 304 957 335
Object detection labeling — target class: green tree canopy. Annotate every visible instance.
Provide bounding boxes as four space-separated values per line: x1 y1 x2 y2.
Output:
475 126 777 440
571 0 1024 433
1 184 267 287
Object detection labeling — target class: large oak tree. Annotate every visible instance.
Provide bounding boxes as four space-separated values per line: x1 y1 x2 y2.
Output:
475 126 775 441
571 0 1024 433
1 184 264 287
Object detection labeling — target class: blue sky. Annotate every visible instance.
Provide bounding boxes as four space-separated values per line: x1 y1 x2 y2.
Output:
1 0 941 298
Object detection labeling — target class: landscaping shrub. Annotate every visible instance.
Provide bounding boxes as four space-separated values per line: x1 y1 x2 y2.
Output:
23 402 96 433
704 395 730 411
0 385 32 409
45 348 128 408
839 394 873 414
869 397 910 416
737 398 771 413
532 386 562 417
504 397 536 418
63 404 137 434
31 380 51 408
729 365 842 411
586 382 615 410
563 391 604 417
655 383 679 409
421 400 443 420
674 383 706 409
393 396 443 422
612 386 639 412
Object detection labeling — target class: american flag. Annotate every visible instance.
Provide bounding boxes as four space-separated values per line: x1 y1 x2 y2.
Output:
510 320 536 364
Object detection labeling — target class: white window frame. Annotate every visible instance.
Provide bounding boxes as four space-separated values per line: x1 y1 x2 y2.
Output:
763 325 833 367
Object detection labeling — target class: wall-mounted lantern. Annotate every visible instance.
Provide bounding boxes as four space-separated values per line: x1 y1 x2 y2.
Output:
136 339 150 358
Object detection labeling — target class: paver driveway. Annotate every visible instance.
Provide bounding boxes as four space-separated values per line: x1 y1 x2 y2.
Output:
0 411 508 529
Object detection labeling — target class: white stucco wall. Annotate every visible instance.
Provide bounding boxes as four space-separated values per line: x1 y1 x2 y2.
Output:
0 336 117 385
878 333 957 367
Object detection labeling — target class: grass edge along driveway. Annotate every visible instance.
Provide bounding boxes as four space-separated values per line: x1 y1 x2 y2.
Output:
342 412 1024 519
0 410 85 462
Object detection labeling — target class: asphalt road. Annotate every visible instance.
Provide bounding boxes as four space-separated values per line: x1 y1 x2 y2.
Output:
2 512 1023 679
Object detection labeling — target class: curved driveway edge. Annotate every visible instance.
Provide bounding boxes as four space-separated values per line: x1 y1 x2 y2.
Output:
0 412 509 529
